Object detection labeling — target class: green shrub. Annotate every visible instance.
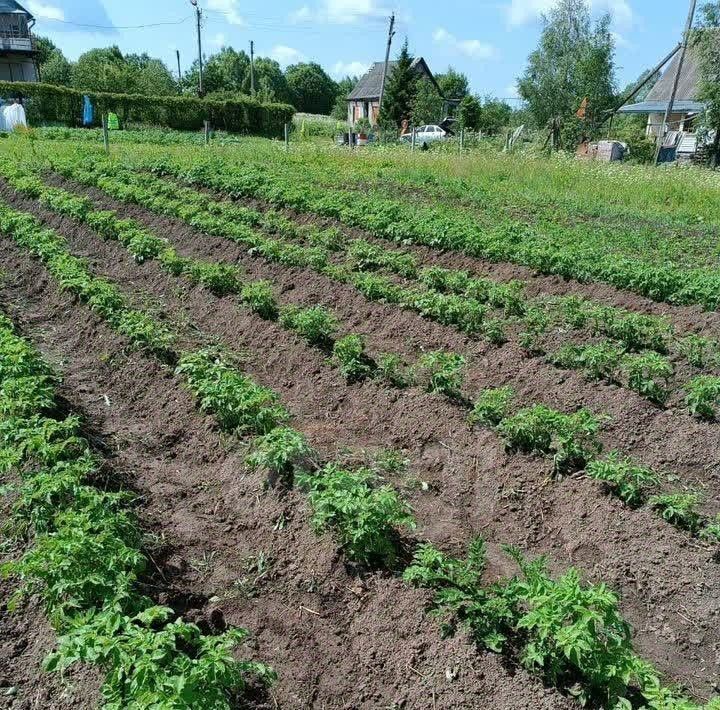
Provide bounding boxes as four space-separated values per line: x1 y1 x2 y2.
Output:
297 464 415 566
685 375 720 420
498 405 603 474
468 386 515 426
649 492 702 533
279 305 337 347
551 342 623 382
622 352 673 405
331 334 374 382
246 426 313 485
176 348 289 434
240 280 278 320
586 452 659 507
677 334 718 368
376 353 412 388
414 351 466 399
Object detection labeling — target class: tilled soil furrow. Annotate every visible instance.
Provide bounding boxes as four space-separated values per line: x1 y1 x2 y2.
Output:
2 183 719 698
0 229 575 709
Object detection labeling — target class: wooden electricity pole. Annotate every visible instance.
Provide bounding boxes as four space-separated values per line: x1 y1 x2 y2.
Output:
250 40 256 96
190 0 204 97
378 12 395 117
176 49 182 88
654 0 697 164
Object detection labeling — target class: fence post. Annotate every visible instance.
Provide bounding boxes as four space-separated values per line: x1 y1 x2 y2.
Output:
101 113 109 154
204 120 210 145
411 127 416 151
460 128 465 152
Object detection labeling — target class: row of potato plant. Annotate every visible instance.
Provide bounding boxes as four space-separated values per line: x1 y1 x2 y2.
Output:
0 164 463 395
33 156 720 420
136 155 720 311
0 305 274 706
0 196 416 569
470 385 720 542
2 196 715 709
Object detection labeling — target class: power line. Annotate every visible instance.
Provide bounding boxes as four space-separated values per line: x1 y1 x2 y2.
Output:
32 14 192 30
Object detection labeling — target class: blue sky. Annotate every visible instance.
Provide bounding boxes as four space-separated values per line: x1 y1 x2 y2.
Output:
25 0 692 101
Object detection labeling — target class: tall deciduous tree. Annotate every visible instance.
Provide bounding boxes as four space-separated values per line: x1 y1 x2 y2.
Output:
378 39 417 128
331 75 357 121
517 0 616 136
435 67 469 99
693 2 720 165
285 62 338 113
411 79 444 125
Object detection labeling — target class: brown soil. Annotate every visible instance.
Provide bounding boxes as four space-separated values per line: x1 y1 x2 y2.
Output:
2 177 720 705
184 174 720 336
0 220 574 708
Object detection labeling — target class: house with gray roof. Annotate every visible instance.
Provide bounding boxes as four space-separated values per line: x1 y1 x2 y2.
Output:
347 57 439 126
0 0 38 82
618 49 704 137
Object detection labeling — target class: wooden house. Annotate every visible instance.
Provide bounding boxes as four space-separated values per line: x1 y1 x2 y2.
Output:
347 57 440 126
617 49 705 138
0 0 38 82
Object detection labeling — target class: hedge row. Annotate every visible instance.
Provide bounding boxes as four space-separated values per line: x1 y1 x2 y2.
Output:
0 80 294 136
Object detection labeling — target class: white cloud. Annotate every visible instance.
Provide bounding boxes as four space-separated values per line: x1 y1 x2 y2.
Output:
210 32 227 48
432 27 495 60
506 0 634 29
332 60 369 78
289 5 313 22
504 83 520 99
270 45 306 65
27 1 65 21
611 30 631 48
207 0 244 26
289 0 391 24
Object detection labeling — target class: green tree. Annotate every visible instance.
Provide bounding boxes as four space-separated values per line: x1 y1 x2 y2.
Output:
458 94 482 130
378 39 417 128
246 58 290 102
693 2 720 165
71 47 135 93
285 62 338 113
479 97 512 134
126 53 176 95
517 0 617 139
331 75 357 121
35 37 72 86
411 79 443 125
435 67 469 99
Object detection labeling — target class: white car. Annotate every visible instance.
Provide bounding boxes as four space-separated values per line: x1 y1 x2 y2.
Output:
400 124 448 146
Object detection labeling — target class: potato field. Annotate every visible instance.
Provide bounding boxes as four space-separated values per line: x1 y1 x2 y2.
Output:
2 131 720 709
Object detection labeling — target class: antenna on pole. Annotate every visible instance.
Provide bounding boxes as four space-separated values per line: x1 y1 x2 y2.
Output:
654 0 697 164
377 12 395 120
190 0 203 97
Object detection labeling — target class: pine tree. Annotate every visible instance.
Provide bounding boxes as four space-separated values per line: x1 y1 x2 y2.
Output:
378 39 418 128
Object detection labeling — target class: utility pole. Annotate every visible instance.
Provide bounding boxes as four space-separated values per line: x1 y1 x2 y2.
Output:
176 49 181 86
250 40 255 96
377 12 395 118
190 0 203 97
654 0 697 164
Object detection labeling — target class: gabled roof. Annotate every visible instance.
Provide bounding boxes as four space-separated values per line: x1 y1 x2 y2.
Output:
619 48 704 114
0 0 33 17
347 57 440 100
645 49 701 102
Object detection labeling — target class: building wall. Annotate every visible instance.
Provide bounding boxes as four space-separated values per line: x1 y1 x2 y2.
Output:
347 98 380 127
646 111 692 137
0 54 37 82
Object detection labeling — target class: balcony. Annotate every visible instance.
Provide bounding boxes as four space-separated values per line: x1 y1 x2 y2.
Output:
0 36 34 52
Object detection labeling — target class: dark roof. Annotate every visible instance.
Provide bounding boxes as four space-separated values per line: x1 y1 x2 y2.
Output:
347 57 440 100
645 49 700 102
617 99 704 114
619 49 705 114
0 0 33 17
